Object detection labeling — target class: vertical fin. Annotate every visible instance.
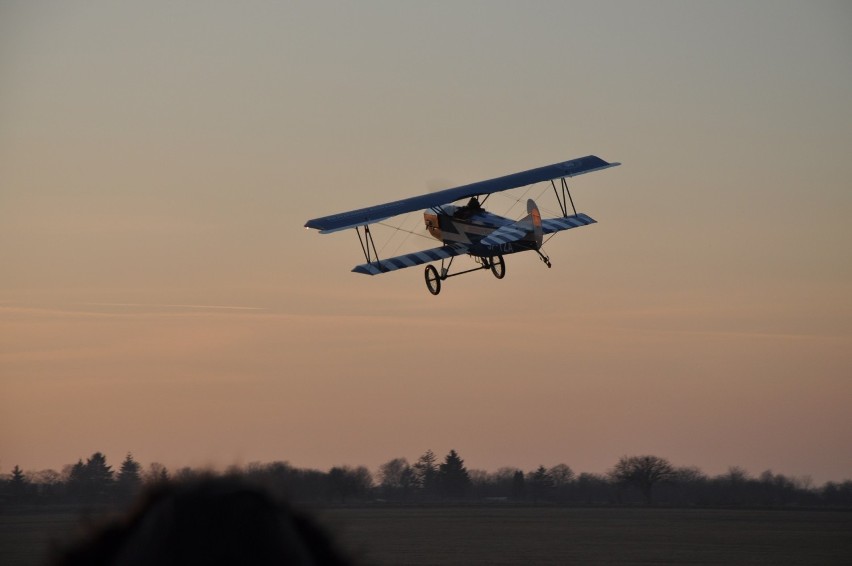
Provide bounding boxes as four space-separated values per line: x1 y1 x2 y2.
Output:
527 199 543 249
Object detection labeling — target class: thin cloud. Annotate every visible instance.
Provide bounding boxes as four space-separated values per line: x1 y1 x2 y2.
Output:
80 303 265 311
0 303 266 321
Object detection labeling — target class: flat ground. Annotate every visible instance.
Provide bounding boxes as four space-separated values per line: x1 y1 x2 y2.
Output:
2 506 851 565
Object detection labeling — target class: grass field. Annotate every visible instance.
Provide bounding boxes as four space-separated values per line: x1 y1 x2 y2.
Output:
2 506 851 565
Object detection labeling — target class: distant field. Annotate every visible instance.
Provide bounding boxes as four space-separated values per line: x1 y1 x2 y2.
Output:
0 509 87 566
3 506 851 565
323 507 852 565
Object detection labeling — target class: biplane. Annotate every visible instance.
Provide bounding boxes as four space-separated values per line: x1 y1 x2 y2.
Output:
305 155 620 295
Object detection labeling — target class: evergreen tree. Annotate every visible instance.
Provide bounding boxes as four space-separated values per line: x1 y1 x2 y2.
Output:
511 470 526 500
10 465 26 484
438 449 471 499
413 449 439 499
86 452 114 481
84 452 114 500
68 459 86 481
65 459 87 500
529 465 555 503
117 453 142 484
9 465 27 501
116 453 142 500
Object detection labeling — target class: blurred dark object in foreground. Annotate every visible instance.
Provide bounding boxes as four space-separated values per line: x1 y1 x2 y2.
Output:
55 477 353 566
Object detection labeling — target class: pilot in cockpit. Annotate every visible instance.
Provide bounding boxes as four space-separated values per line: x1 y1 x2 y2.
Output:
454 196 482 219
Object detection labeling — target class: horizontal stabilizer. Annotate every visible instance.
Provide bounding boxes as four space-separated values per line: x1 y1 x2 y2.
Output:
478 224 530 247
541 213 596 234
480 198 543 248
353 243 470 275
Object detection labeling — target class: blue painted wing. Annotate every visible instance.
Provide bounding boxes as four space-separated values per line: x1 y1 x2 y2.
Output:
352 244 470 275
541 213 597 234
306 155 619 233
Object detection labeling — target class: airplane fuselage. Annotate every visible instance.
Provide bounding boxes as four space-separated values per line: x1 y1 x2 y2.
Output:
423 200 539 258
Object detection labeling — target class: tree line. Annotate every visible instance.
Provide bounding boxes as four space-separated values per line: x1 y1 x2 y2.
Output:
2 450 851 508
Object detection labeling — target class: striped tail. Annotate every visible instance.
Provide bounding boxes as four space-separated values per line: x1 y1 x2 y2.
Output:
479 199 543 250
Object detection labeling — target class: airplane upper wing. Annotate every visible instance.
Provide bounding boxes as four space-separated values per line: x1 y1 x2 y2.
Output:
352 243 470 275
305 155 619 234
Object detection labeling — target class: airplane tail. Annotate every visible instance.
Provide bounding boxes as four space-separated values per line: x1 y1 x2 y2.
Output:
514 199 544 249
525 198 543 249
478 199 544 250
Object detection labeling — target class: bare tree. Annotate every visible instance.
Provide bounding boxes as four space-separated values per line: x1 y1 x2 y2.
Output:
725 466 750 484
673 466 706 483
486 467 517 497
144 462 169 485
30 469 61 486
548 464 575 487
378 458 408 488
548 463 575 502
609 455 675 504
327 466 373 503
378 458 416 500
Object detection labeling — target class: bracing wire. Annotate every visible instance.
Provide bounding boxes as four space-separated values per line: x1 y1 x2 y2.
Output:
370 180 574 259
492 185 562 219
493 184 535 218
374 216 410 255
376 215 435 258
489 183 579 253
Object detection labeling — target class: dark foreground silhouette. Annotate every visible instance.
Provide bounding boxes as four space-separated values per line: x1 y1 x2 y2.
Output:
55 477 353 566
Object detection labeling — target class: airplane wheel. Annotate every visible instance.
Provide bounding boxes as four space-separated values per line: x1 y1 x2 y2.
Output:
425 265 441 295
489 255 505 279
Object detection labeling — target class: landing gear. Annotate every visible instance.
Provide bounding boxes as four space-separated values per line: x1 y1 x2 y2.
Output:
488 255 505 279
425 264 441 295
536 250 552 268
424 255 507 295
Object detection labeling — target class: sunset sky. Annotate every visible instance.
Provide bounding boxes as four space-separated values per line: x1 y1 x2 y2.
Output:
2 2 851 484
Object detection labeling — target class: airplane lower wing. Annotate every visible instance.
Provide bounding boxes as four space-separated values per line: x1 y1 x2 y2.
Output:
352 243 470 275
541 213 596 234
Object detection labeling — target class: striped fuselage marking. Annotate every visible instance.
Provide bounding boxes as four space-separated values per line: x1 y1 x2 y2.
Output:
427 210 536 257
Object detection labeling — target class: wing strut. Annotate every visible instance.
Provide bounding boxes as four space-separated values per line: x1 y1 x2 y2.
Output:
550 178 577 217
356 225 384 271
